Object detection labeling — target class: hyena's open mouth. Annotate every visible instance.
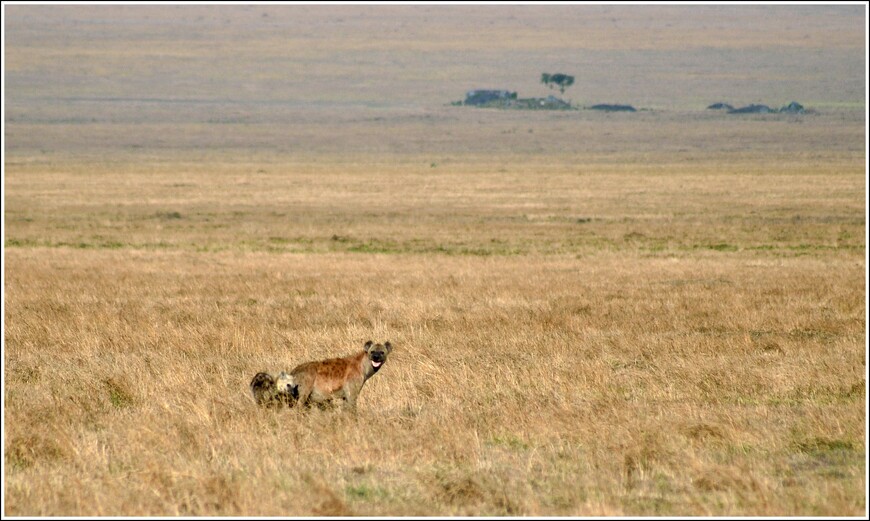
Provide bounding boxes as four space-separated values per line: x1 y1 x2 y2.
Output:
370 348 386 370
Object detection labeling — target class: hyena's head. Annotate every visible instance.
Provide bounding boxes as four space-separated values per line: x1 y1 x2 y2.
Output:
364 340 392 373
275 371 297 395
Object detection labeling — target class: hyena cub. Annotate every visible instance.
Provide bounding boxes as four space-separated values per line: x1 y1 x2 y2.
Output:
250 371 298 408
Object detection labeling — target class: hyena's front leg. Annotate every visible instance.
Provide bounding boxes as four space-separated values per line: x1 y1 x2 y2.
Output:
293 373 316 409
341 383 361 411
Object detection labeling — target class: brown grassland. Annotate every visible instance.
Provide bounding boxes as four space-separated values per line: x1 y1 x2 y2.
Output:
3 4 868 517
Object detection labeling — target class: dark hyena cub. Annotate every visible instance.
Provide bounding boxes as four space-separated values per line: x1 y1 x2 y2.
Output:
250 371 298 408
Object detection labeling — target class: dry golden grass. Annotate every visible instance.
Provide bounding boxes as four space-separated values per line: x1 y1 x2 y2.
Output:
3 4 867 517
4 155 866 516
4 154 865 257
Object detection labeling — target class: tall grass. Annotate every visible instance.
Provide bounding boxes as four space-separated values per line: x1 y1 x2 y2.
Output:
4 158 865 516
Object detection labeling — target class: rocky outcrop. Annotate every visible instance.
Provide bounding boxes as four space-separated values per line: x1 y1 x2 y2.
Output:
588 104 637 112
714 101 807 114
464 90 516 106
779 101 805 113
728 104 773 114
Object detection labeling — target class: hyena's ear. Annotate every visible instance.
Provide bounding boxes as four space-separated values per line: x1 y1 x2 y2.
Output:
384 341 392 353
364 340 374 352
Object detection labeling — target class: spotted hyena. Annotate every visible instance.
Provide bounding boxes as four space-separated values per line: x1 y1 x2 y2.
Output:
289 340 392 410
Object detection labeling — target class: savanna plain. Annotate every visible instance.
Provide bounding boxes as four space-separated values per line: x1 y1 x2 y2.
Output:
3 5 867 517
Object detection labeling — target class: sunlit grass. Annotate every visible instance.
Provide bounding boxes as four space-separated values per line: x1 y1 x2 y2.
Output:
4 156 865 516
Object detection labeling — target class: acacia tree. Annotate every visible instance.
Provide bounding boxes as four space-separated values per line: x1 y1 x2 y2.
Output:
541 72 575 94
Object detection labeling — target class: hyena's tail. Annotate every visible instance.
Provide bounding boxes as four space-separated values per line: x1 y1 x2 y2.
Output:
250 372 276 406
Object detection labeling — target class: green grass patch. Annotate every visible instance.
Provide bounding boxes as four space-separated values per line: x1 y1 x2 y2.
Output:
794 437 855 454
347 241 403 254
345 484 389 500
105 379 135 409
489 433 530 450
706 243 739 252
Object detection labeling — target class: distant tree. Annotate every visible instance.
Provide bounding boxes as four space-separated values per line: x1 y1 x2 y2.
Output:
541 72 574 94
